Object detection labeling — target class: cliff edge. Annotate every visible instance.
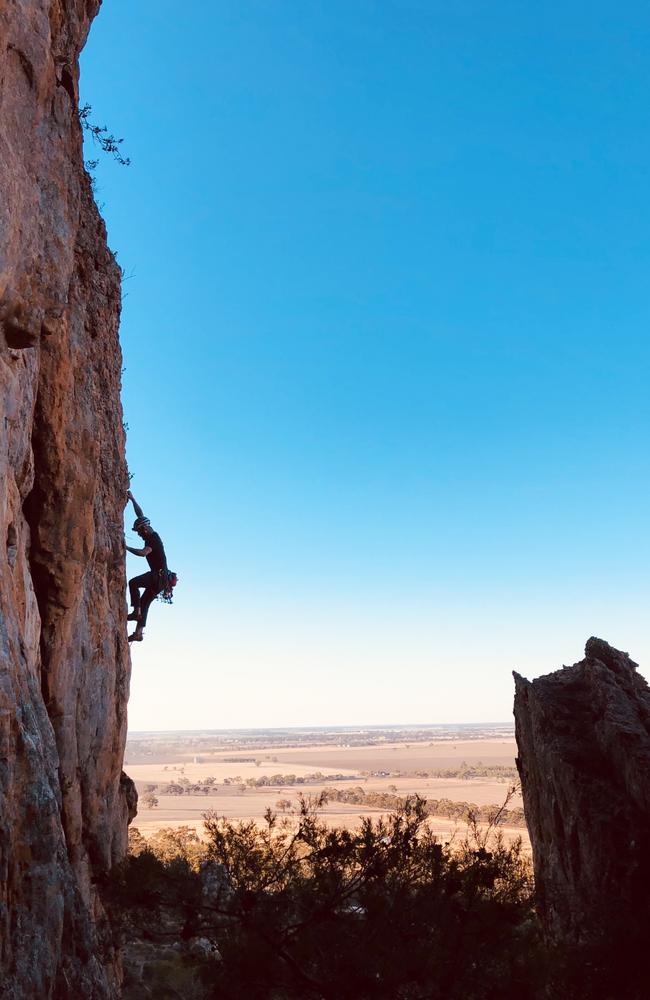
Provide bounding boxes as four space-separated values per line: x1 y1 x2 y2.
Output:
514 638 650 960
1 1 135 995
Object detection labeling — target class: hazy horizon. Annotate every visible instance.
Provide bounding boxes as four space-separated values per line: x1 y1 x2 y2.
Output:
127 720 515 737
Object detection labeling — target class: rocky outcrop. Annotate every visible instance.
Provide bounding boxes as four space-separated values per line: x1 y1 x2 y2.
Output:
1 1 134 995
514 638 650 956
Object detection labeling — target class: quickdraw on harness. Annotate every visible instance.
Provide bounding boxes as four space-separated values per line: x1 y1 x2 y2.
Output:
158 568 178 604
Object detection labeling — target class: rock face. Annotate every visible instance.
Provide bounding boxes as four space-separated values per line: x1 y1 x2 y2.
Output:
514 638 650 954
0 1 135 995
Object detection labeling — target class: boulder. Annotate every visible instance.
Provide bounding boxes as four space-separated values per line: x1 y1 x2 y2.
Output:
514 638 650 965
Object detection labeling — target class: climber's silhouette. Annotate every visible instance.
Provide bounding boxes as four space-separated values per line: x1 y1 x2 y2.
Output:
125 490 174 642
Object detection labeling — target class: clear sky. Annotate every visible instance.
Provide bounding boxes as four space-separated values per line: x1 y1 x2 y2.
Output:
80 1 650 731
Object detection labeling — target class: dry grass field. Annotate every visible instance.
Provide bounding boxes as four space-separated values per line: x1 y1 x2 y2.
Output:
126 728 529 848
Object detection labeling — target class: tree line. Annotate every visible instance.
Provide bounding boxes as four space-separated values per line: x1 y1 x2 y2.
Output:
321 786 527 827
410 762 518 781
140 776 526 826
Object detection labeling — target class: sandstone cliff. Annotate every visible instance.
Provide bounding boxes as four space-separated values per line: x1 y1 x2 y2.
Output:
514 638 650 964
1 1 135 995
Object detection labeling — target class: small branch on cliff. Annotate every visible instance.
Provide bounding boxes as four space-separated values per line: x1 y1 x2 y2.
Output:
465 782 521 851
79 104 131 166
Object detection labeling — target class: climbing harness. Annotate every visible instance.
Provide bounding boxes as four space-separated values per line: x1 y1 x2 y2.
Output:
158 568 178 604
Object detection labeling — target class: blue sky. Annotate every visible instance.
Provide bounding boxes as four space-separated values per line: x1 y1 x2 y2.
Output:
81 1 650 730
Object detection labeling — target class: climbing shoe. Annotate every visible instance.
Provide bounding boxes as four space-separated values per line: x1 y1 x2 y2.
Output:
127 609 141 622
128 631 143 642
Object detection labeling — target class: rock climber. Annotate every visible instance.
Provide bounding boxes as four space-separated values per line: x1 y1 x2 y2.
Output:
125 490 174 643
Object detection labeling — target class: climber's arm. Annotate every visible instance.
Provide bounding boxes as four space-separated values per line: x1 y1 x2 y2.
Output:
126 545 153 557
127 490 146 519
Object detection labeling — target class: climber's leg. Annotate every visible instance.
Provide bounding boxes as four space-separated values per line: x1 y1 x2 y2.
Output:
127 573 158 642
138 584 160 629
128 583 160 642
129 572 154 614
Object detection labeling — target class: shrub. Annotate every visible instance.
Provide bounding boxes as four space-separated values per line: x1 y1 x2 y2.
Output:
110 797 541 999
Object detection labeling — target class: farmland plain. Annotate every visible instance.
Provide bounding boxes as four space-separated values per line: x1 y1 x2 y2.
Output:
126 724 528 847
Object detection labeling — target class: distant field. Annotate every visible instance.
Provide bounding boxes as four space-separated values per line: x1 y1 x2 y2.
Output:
126 725 528 849
248 738 517 773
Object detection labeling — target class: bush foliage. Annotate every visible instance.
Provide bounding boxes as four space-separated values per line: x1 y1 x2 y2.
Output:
110 795 543 999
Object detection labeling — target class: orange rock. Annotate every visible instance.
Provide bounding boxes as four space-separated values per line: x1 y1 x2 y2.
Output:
0 1 135 994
